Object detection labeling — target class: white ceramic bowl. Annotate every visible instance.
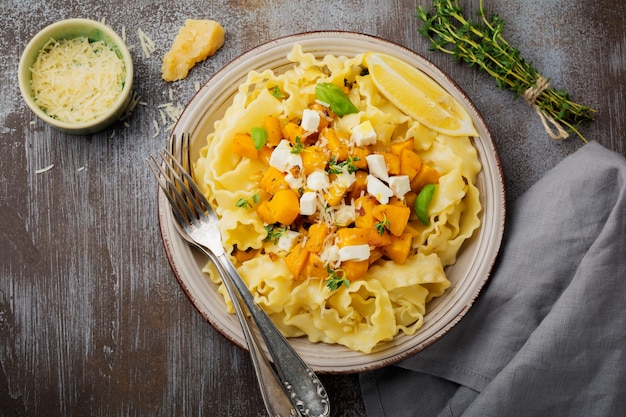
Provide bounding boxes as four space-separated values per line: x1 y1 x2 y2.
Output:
160 31 506 373
18 18 134 135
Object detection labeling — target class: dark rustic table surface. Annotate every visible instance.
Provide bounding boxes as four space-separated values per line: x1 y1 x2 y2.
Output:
1 1 624 416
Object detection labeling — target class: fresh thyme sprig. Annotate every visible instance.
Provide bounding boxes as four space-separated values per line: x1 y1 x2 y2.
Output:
325 266 350 291
417 0 595 142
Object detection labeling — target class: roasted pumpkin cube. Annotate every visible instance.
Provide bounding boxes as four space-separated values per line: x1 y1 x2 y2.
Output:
383 152 401 175
348 170 368 201
336 227 370 247
341 259 369 281
411 164 440 193
354 195 378 229
256 200 276 224
381 232 413 264
284 242 310 280
283 122 306 145
322 128 349 161
351 147 370 170
390 137 415 156
324 182 347 207
304 253 328 279
305 223 329 253
259 166 289 194
373 204 411 237
263 115 283 146
268 189 300 225
301 146 330 175
400 148 423 180
232 133 258 159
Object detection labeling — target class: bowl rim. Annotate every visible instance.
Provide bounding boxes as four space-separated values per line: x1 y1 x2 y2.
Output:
17 18 134 133
162 30 506 373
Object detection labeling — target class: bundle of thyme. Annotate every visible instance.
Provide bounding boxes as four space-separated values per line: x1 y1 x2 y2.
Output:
417 0 595 142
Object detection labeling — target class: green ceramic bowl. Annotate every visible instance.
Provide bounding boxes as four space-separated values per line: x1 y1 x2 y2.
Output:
18 18 134 135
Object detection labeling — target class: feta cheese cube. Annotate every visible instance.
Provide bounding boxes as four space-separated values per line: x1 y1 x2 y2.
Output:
277 230 300 251
307 169 330 191
350 120 377 146
335 166 356 188
269 139 303 172
338 244 370 262
285 171 304 189
365 154 389 181
367 174 393 204
301 109 320 132
299 192 317 216
388 175 411 198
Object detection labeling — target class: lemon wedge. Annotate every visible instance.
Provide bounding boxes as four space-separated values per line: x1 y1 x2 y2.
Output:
364 52 478 137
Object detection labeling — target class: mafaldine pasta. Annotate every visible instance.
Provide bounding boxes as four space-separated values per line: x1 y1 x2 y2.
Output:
193 45 482 353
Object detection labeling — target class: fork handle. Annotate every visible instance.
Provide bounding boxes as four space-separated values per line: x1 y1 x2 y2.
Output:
208 252 299 417
216 253 331 417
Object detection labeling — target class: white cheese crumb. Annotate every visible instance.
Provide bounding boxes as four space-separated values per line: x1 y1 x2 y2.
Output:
269 140 303 172
277 230 300 251
350 120 377 146
307 169 330 191
366 154 389 181
285 171 305 190
367 174 393 204
338 244 370 262
334 166 356 189
388 175 411 198
301 109 320 132
300 192 317 216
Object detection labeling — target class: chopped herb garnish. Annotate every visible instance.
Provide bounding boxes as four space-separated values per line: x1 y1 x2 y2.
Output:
236 193 260 210
325 266 350 291
327 155 360 174
315 82 359 117
250 127 268 150
263 224 288 244
291 136 305 154
270 85 286 99
374 215 390 235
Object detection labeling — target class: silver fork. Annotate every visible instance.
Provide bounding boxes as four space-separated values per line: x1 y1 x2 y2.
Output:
146 133 330 417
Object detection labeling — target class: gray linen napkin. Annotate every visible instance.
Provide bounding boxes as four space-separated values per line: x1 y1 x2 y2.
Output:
359 141 626 417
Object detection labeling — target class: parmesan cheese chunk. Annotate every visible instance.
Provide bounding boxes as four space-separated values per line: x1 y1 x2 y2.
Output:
162 19 225 82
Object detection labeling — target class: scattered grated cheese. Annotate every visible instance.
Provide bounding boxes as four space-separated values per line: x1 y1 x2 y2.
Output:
138 28 156 59
153 119 160 138
35 164 54 174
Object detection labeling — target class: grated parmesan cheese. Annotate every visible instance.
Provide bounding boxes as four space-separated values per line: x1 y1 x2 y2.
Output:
138 28 156 59
35 164 54 174
30 37 126 124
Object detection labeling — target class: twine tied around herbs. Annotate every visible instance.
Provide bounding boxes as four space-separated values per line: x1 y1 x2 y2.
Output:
522 76 570 140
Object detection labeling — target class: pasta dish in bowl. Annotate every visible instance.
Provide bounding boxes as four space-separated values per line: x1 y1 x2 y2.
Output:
159 31 505 373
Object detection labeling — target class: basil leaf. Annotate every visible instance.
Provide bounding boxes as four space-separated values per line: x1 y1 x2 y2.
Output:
315 83 359 117
415 183 437 225
250 127 268 150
